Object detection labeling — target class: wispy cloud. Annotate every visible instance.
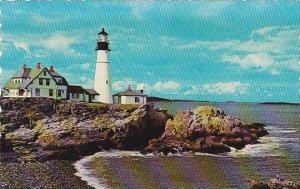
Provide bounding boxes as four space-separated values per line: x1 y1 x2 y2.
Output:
177 25 298 76
223 53 274 69
41 33 81 56
112 78 137 91
203 82 249 95
184 82 249 95
14 42 30 53
4 32 85 58
152 81 180 93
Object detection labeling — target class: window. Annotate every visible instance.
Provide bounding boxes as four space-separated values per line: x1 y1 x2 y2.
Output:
57 78 62 84
49 89 53 97
44 71 47 76
76 93 80 99
58 90 62 97
36 89 40 96
39 78 43 85
71 93 75 99
46 79 50 86
106 80 108 84
19 89 25 96
135 97 140 103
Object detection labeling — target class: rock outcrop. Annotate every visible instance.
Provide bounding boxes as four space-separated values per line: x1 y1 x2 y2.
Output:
250 177 300 189
146 106 268 155
0 98 269 161
0 98 169 162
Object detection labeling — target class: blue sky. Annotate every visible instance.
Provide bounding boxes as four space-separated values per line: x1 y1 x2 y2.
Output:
0 1 299 102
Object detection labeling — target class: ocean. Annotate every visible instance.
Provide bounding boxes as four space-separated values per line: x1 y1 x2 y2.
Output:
74 101 300 189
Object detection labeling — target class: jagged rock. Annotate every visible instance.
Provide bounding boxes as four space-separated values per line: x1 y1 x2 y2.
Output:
250 180 269 189
268 177 300 189
193 106 225 117
6 128 39 147
250 177 300 189
0 98 169 162
146 106 268 154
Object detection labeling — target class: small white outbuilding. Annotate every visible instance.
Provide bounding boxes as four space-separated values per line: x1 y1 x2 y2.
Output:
113 85 147 105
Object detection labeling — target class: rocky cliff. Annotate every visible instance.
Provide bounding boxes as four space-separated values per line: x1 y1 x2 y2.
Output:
146 106 268 155
0 98 169 162
0 98 269 162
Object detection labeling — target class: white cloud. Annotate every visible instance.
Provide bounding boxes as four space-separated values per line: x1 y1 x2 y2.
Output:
14 42 30 53
223 53 274 69
79 63 91 70
177 25 298 76
250 26 278 36
184 85 200 95
4 32 83 57
270 68 280 76
202 82 249 95
282 58 300 72
41 33 78 56
112 78 137 91
152 81 180 92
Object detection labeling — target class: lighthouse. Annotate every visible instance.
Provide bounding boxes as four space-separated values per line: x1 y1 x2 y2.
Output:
94 28 113 103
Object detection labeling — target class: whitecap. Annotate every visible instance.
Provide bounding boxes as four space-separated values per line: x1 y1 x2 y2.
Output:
73 154 108 189
228 136 284 158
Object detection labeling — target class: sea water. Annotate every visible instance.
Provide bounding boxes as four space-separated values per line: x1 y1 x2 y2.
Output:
74 102 300 189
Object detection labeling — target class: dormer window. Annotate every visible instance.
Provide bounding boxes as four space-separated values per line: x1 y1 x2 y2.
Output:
44 71 47 76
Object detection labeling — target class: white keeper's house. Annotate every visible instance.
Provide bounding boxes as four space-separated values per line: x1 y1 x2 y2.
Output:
1 28 147 105
113 85 147 105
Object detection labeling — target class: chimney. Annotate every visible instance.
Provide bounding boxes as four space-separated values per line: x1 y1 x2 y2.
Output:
50 66 55 72
128 85 131 91
23 64 27 72
37 63 41 70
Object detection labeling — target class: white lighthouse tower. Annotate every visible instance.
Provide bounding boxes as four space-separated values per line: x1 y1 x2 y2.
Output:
94 28 113 103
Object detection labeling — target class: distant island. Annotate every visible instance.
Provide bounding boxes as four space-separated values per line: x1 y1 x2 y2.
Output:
260 102 300 105
147 96 209 102
148 97 300 105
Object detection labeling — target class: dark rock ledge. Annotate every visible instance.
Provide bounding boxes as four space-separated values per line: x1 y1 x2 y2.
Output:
0 98 268 162
0 97 169 162
145 106 268 155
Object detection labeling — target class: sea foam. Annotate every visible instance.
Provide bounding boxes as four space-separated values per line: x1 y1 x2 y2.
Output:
74 153 108 189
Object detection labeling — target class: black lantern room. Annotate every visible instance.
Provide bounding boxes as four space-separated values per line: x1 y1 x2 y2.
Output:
96 28 110 51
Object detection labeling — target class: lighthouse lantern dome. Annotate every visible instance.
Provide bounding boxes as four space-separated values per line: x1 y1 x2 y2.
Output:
98 28 108 42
